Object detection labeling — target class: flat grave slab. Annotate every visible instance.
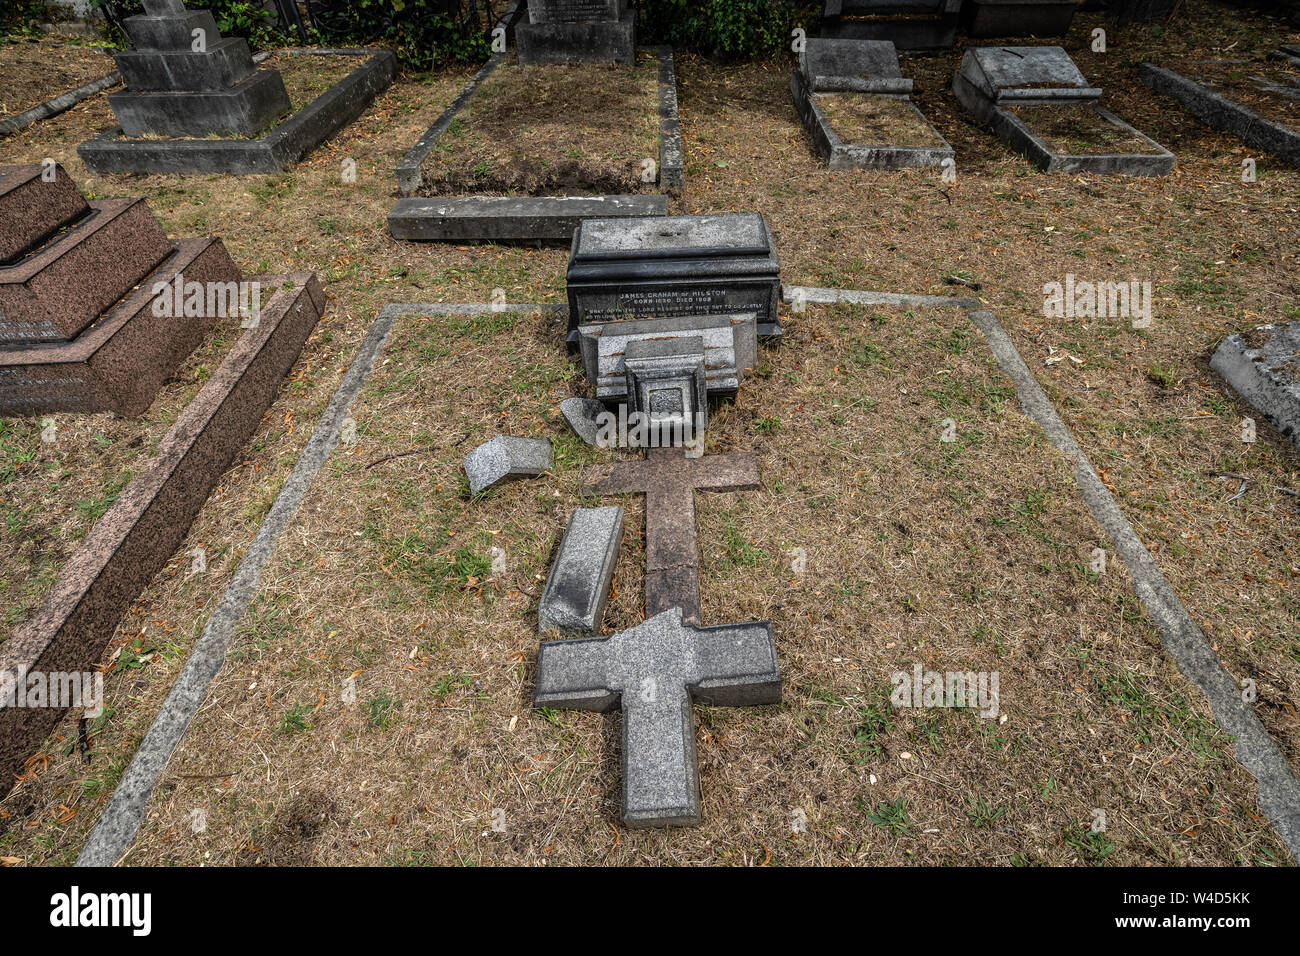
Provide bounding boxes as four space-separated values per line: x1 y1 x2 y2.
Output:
79 48 395 175
1211 322 1300 448
954 46 1175 176
566 213 782 342
1140 57 1300 167
387 195 667 243
791 38 952 170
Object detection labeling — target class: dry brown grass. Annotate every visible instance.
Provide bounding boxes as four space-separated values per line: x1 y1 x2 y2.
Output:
417 52 661 196
818 92 948 148
0 39 116 118
1007 103 1166 155
1169 57 1300 129
0 0 1297 866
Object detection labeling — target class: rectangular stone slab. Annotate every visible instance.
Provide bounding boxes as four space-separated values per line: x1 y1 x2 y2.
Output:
528 0 624 23
108 67 290 138
387 195 668 243
538 506 625 634
958 45 1101 101
0 273 325 796
534 607 779 827
0 164 90 265
0 198 172 345
566 214 782 342
0 237 240 416
800 38 912 93
517 8 635 66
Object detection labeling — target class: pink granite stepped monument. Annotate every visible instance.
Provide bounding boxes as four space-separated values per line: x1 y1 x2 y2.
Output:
0 163 247 417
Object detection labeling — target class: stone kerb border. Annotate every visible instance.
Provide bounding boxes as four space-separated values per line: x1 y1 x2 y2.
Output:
0 66 122 139
0 274 325 795
78 49 396 175
1140 62 1300 168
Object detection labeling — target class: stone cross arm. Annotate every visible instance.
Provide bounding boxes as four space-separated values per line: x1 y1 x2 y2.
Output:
535 608 779 827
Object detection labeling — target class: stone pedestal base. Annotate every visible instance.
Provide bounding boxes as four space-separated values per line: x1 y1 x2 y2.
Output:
517 9 635 65
108 69 290 138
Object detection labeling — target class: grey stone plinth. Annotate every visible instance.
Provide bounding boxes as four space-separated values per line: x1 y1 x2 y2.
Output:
387 195 668 243
957 45 1100 102
560 396 608 445
79 50 396 175
800 38 912 93
109 68 290 137
962 0 1078 38
123 9 219 51
577 313 756 401
517 8 635 65
624 335 709 439
534 607 780 827
1139 63 1300 168
791 71 953 170
115 38 257 92
538 505 624 634
1211 323 1300 447
465 435 552 494
566 213 782 342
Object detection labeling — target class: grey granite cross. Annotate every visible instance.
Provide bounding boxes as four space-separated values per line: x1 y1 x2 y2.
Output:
586 445 760 625
535 607 779 827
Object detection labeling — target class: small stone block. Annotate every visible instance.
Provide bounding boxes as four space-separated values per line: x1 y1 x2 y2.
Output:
560 396 608 445
623 335 709 439
123 9 220 51
538 505 624 634
958 45 1101 101
464 435 552 494
115 38 257 92
387 195 667 243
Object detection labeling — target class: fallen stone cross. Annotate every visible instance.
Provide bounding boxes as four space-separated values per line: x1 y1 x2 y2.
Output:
535 607 779 827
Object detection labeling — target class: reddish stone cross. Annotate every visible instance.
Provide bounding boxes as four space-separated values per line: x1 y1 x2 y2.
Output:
586 445 760 624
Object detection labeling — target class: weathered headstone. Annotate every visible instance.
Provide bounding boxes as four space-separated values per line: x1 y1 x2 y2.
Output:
517 0 636 66
535 607 779 827
566 214 782 341
1211 323 1300 448
107 0 290 137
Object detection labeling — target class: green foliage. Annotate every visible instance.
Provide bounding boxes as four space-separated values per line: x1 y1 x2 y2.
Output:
92 0 284 49
310 0 490 70
637 0 814 59
1 0 47 39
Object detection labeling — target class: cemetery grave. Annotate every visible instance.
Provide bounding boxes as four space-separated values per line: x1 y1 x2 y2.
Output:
1140 51 1300 166
791 38 954 169
953 46 1175 176
0 0 1298 866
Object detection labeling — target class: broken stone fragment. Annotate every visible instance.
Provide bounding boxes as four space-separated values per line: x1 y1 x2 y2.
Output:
538 505 624 635
560 397 607 446
464 435 552 495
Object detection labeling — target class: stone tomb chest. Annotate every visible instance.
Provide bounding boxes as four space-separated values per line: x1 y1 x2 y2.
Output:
565 213 782 344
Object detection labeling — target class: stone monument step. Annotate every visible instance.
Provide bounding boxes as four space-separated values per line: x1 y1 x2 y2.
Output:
387 194 669 243
0 198 173 346
123 7 220 52
108 68 290 138
116 37 257 92
0 163 91 266
0 237 241 416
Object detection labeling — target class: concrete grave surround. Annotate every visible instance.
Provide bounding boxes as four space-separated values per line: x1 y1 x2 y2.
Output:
538 505 625 634
820 0 963 50
535 607 780 827
791 38 953 170
0 273 325 794
80 48 396 175
953 46 1175 176
1211 323 1300 447
517 0 635 65
566 213 782 341
1140 62 1300 168
0 162 249 417
464 435 553 494
390 42 682 243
